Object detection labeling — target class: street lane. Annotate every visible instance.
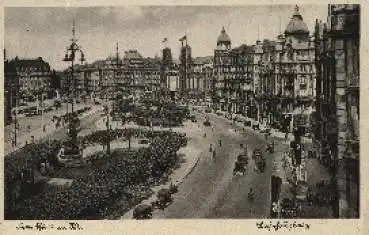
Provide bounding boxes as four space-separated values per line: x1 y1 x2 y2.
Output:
4 102 92 142
156 111 286 218
5 109 103 159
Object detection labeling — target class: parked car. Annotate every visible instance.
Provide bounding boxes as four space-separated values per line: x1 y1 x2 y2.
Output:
244 120 252 126
152 188 173 209
133 204 153 220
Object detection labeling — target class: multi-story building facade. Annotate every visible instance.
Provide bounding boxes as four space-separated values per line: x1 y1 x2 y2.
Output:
7 57 51 101
247 41 263 120
100 55 122 98
277 6 316 132
213 27 249 114
61 50 161 101
314 4 360 218
213 27 232 111
193 56 213 96
250 5 316 132
161 46 180 100
143 57 161 99
203 60 214 96
84 66 100 99
119 50 161 100
179 44 194 97
62 63 90 99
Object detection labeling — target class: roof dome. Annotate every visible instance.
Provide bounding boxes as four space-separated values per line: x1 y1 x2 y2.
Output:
217 27 231 44
285 5 309 35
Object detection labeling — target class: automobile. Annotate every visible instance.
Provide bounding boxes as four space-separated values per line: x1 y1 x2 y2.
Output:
152 188 173 209
252 122 260 130
205 108 212 113
203 119 211 126
133 204 153 220
244 120 252 126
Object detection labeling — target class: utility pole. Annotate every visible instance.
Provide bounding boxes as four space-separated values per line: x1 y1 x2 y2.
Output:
41 91 44 132
105 42 119 156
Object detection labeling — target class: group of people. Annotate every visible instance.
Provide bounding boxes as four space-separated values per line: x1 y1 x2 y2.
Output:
6 130 187 220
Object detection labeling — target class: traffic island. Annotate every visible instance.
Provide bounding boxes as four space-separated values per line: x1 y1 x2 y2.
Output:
4 129 189 220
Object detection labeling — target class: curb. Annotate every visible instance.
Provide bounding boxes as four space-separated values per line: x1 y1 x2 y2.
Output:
176 155 201 187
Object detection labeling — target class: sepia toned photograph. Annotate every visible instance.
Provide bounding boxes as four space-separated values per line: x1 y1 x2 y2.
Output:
3 4 360 220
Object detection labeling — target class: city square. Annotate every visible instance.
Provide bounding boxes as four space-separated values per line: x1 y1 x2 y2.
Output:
4 4 360 219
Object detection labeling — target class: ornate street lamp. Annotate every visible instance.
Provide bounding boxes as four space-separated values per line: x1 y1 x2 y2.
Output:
62 20 86 156
63 20 86 114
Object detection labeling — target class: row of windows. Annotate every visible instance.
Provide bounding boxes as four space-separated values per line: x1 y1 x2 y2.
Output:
16 66 50 73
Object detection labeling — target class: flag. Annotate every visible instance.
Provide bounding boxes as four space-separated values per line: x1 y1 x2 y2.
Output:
162 38 168 43
179 35 187 42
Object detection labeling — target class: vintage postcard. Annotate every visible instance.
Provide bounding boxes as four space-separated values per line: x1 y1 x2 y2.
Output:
1 1 367 234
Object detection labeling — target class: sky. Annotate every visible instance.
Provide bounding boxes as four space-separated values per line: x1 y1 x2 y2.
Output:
4 5 328 71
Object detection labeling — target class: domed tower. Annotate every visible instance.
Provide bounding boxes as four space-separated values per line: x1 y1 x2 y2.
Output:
284 5 310 42
217 27 231 50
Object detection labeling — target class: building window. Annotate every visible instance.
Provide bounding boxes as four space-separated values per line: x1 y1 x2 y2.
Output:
300 83 307 90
